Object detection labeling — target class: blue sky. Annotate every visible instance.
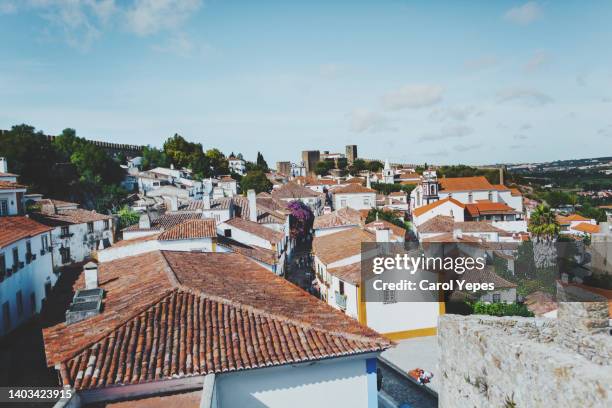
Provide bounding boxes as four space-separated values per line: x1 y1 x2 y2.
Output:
1 1 611 165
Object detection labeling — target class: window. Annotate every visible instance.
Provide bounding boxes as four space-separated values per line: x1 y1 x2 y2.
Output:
41 235 48 252
16 291 23 316
0 199 8 216
60 247 71 264
87 222 94 233
2 302 10 332
339 281 345 296
488 191 493 201
340 199 347 208
61 226 70 237
383 289 397 304
492 293 501 303
224 229 232 238
25 241 32 263
44 282 52 300
0 253 5 280
363 198 370 206
12 247 19 270
30 293 36 314
103 220 110 230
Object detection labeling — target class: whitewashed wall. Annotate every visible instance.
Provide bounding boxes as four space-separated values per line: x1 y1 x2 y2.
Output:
51 220 114 269
334 192 376 211
97 237 219 263
215 355 378 408
0 231 55 336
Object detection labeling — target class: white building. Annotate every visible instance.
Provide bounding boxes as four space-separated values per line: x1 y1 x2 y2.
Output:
271 182 325 215
30 203 114 269
313 207 362 237
228 156 246 175
0 216 55 337
312 227 442 340
0 159 26 216
382 159 394 184
412 197 466 227
42 250 390 407
332 184 377 211
410 173 523 216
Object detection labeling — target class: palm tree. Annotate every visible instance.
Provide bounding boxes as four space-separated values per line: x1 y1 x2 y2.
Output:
528 204 560 241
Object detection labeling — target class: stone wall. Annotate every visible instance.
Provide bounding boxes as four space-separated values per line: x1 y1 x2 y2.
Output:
438 302 611 407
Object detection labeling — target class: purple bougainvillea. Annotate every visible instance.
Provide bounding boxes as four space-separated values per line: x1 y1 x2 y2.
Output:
287 200 314 238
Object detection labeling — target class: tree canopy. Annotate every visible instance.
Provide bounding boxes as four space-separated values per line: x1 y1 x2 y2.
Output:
240 170 272 194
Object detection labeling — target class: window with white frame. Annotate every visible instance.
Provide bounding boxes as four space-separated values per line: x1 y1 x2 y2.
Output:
383 289 397 304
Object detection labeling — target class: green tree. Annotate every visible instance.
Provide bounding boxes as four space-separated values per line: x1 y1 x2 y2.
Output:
528 204 560 241
163 134 211 178
314 160 334 176
117 205 140 229
240 170 272 194
206 148 229 175
142 146 169 170
256 151 269 172
336 157 348 170
348 159 367 175
367 160 384 172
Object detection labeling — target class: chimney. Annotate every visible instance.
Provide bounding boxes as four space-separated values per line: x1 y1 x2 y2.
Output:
170 163 175 170
139 212 151 229
0 157 7 173
366 172 371 189
202 194 211 210
84 262 98 289
376 228 391 243
169 195 178 211
247 189 257 222
499 166 504 186
452 228 463 240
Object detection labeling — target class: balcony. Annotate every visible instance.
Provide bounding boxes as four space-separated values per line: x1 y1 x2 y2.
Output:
335 292 347 310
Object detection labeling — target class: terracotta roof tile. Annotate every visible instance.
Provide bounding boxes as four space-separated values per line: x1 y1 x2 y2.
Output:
439 176 494 192
158 219 217 240
225 217 284 244
313 207 362 230
465 201 516 217
571 222 600 234
365 220 406 239
418 215 504 234
332 184 376 194
327 262 362 286
123 212 202 232
312 227 375 265
459 265 517 289
0 216 52 249
271 182 323 199
30 209 112 227
42 251 390 390
216 236 278 265
0 180 26 190
412 197 465 217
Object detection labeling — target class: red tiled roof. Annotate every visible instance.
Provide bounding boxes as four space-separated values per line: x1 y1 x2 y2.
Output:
123 212 202 232
30 209 112 227
571 222 600 234
0 216 52 249
439 176 494 192
460 265 516 289
42 251 390 390
557 214 590 224
421 232 482 243
312 227 375 265
313 207 362 230
365 219 406 239
465 200 516 217
158 219 216 240
225 217 284 244
216 236 278 265
271 182 322 199
328 262 362 286
0 180 26 190
412 197 465 217
333 184 376 194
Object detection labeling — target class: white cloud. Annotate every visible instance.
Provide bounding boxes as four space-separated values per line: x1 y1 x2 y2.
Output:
430 106 478 122
348 109 397 133
464 55 498 71
0 0 17 14
453 144 481 152
419 125 473 142
152 32 210 57
125 0 202 36
381 84 443 111
504 2 541 25
524 50 550 72
497 87 553 106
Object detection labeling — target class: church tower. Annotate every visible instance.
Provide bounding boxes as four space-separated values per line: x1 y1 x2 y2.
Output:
421 170 439 204
382 159 394 184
